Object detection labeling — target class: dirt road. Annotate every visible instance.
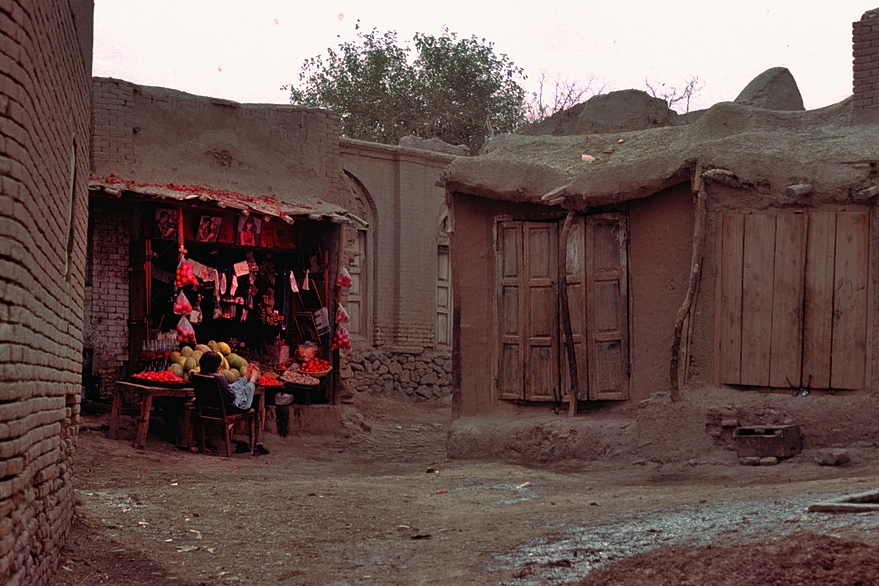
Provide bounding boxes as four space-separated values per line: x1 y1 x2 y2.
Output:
51 394 879 585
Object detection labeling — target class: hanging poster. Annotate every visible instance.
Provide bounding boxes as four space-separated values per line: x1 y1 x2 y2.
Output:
237 216 262 247
196 215 223 243
154 208 177 240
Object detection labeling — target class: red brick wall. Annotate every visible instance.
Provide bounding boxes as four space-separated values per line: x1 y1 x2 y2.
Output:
0 1 93 585
853 8 879 121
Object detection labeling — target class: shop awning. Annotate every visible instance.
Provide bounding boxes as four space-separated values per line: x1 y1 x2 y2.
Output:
89 174 368 227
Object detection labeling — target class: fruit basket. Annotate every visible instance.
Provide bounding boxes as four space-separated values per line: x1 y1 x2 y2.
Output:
299 357 332 378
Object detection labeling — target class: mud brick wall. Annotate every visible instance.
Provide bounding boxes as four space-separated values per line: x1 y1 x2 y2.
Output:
339 140 455 350
0 1 93 585
83 200 133 398
853 8 879 121
90 77 344 208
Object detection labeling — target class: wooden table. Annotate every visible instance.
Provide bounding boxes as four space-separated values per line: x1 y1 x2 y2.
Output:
110 380 264 449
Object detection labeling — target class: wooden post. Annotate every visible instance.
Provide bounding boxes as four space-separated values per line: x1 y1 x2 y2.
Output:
558 209 579 416
177 207 186 261
670 166 708 400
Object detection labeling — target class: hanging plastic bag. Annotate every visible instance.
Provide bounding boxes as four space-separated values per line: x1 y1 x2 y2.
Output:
176 315 196 345
336 267 352 288
289 270 299 293
175 257 198 288
332 327 351 350
173 291 192 315
336 304 350 324
302 269 310 291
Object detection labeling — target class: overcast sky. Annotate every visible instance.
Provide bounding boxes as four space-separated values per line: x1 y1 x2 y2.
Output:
93 1 870 113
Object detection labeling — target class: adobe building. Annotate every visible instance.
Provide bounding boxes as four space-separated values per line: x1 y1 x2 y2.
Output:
442 9 879 465
0 1 94 585
85 78 457 432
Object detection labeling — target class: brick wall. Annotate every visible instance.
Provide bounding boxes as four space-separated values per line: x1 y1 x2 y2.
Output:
83 200 132 397
853 8 879 121
0 1 93 585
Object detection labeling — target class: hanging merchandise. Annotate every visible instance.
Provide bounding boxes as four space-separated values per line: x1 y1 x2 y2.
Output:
302 269 310 291
218 272 227 295
332 327 352 350
173 290 192 315
246 252 259 274
233 260 250 278
175 258 198 288
313 307 331 336
189 294 204 324
289 270 299 293
259 287 284 326
176 315 196 344
213 297 223 320
336 267 353 288
229 274 239 296
336 304 350 324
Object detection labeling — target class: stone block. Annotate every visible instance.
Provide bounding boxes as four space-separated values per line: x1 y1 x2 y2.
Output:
815 448 850 466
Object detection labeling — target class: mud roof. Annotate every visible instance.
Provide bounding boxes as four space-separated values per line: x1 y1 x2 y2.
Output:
443 97 878 209
89 174 365 226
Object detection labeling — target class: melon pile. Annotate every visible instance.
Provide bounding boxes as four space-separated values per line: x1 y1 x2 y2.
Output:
167 340 249 383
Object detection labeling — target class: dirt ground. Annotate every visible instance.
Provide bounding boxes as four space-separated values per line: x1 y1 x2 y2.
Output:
50 393 879 586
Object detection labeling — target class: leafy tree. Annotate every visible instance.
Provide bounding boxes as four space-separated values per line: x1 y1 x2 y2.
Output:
286 24 527 153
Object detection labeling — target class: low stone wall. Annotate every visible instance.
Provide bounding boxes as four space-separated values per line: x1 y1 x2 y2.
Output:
338 344 452 401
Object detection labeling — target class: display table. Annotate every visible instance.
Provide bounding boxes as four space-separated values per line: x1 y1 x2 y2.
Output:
110 380 264 449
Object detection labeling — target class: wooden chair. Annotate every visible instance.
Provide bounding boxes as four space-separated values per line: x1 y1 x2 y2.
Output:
191 373 256 457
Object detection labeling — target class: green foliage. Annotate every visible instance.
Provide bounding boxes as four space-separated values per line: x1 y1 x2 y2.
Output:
286 24 527 153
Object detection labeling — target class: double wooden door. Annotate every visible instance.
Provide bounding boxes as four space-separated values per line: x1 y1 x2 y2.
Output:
496 214 629 403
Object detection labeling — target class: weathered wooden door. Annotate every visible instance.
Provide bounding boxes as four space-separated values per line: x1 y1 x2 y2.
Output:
436 245 452 346
496 221 559 401
497 214 629 402
717 210 869 390
563 214 630 401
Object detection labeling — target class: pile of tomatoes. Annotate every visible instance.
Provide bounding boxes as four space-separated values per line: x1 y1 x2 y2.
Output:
132 370 184 384
300 357 331 374
258 374 284 387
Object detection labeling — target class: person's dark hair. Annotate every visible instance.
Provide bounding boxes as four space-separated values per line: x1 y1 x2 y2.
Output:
200 351 223 374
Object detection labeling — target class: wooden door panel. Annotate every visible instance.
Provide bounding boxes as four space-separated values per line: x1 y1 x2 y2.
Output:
717 213 745 384
497 222 524 400
587 214 629 401
594 340 624 396
740 214 776 386
830 211 869 389
562 217 586 400
802 212 836 388
768 214 807 388
523 223 558 401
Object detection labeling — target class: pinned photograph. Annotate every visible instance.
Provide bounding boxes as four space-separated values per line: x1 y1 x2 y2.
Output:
196 216 223 243
237 216 262 247
154 208 177 240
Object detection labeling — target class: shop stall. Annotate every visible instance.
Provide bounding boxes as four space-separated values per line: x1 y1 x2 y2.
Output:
90 177 360 425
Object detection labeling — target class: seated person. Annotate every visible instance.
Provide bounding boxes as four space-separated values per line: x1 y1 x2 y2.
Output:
200 351 261 413
199 351 270 455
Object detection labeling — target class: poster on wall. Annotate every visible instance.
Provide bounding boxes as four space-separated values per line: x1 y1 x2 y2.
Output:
237 216 262 247
196 216 223 243
154 208 177 240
